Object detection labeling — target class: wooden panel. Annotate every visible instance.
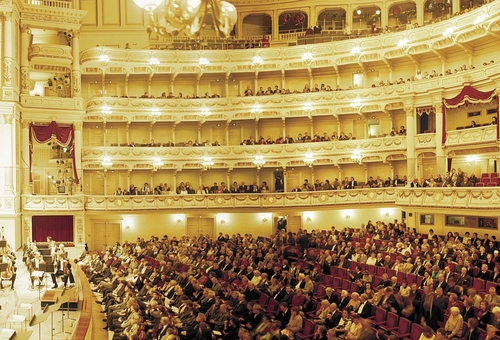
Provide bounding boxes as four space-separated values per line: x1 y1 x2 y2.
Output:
92 222 120 251
91 172 105 195
287 216 302 233
201 218 214 238
106 172 119 195
101 0 121 26
80 0 98 26
186 217 200 236
228 124 242 145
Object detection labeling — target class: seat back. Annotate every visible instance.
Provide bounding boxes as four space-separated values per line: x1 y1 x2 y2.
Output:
259 293 270 307
302 319 315 336
385 312 399 328
397 317 412 334
314 285 326 298
266 299 279 313
341 279 351 291
406 273 417 285
374 307 387 323
473 278 486 292
409 324 423 340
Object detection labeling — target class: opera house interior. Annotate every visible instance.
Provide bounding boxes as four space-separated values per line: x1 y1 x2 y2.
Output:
2 0 498 251
0 0 500 337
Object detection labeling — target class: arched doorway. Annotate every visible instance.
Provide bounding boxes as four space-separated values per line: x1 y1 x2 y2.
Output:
424 0 453 24
352 6 381 34
242 14 272 37
317 8 346 31
388 2 417 27
278 11 308 33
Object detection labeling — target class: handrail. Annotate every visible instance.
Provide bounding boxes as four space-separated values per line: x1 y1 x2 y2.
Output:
71 266 92 340
25 0 72 9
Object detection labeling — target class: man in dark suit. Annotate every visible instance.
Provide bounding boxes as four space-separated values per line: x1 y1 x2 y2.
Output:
429 287 449 331
355 294 373 318
346 177 357 189
324 303 342 328
279 285 294 306
275 303 291 328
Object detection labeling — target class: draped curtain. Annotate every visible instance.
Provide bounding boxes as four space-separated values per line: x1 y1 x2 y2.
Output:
32 215 74 242
29 121 79 184
442 86 498 143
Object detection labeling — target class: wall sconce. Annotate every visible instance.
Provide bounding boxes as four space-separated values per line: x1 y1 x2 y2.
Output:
345 215 351 220
220 219 226 225
306 217 312 223
125 225 130 231
262 218 268 223
384 212 390 218
176 219 182 224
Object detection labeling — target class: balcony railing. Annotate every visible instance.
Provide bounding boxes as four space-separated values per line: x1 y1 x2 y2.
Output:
21 188 500 212
445 125 498 147
81 137 407 165
25 0 72 9
22 194 85 211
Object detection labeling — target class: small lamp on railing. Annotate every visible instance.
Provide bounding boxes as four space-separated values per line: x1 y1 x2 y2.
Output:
253 155 266 169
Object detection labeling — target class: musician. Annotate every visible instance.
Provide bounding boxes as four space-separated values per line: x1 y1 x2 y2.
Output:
0 262 16 289
62 261 75 288
28 252 45 289
51 254 67 289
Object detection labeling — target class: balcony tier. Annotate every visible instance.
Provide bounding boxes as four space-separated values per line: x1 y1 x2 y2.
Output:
79 2 500 75
20 188 500 212
29 44 73 66
82 138 408 170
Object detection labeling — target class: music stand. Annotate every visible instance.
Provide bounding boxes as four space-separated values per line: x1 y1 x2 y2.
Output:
54 294 71 336
61 287 77 322
30 268 44 300
29 312 51 340
43 298 62 340
41 263 55 289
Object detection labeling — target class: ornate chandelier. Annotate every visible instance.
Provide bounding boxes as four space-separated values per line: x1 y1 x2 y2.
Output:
133 0 237 38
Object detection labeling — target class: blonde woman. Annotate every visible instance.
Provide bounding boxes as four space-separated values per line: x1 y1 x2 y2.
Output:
444 306 463 338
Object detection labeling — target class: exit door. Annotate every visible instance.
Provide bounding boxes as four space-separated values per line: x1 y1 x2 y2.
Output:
187 217 215 238
91 221 121 251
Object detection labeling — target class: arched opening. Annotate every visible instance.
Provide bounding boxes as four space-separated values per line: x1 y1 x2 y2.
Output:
459 0 484 11
317 8 346 31
388 2 417 28
242 14 272 37
353 6 382 35
278 11 308 34
424 0 453 24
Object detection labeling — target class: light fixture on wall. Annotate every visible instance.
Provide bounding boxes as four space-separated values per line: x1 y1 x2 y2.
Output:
152 156 164 171
473 14 486 28
198 57 211 70
133 0 237 38
149 56 160 71
101 155 113 172
125 225 130 230
253 155 266 169
150 107 161 121
351 98 363 114
301 52 313 66
202 155 214 170
350 46 361 58
98 53 110 66
199 107 211 120
351 150 362 164
101 106 112 116
345 214 351 219
442 26 455 39
384 212 390 217
397 38 409 51
176 219 182 224
466 155 478 165
252 56 263 70
262 218 268 223
251 104 263 119
220 219 226 225
304 152 315 167
306 217 312 222
302 102 314 115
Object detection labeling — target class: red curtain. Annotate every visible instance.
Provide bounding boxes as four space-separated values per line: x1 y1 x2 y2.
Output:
32 215 74 242
29 121 79 184
442 86 497 144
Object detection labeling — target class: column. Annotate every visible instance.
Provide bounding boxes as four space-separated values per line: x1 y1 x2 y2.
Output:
225 73 230 97
452 0 460 13
345 5 353 33
21 120 31 194
71 30 82 98
74 122 83 193
1 114 14 195
380 4 388 29
405 106 416 179
74 214 86 252
225 122 229 146
126 121 130 144
281 70 285 90
272 10 279 40
103 172 108 195
282 168 287 192
20 25 30 94
2 12 13 99
416 2 424 26
282 119 286 141
434 100 446 175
